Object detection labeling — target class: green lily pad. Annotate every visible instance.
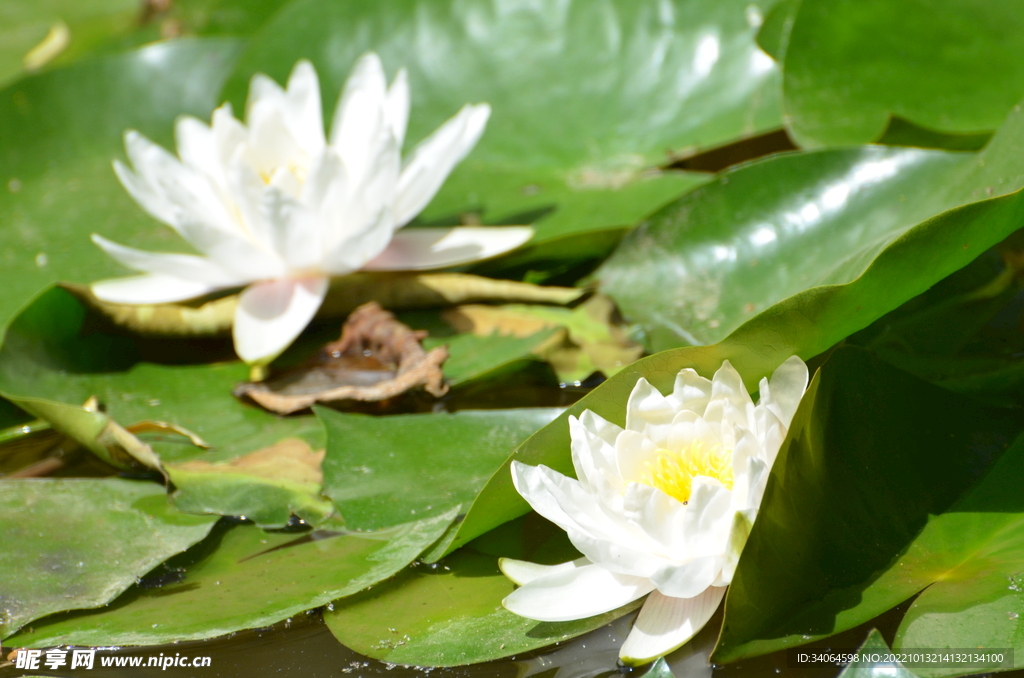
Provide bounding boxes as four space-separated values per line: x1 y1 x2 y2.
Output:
319 407 561 531
782 0 1024 148
223 0 783 243
324 512 641 666
838 631 920 678
597 100 1024 351
712 348 1024 665
7 509 456 648
0 286 324 463
427 329 560 386
166 438 335 529
0 478 217 638
0 38 243 332
440 159 1024 558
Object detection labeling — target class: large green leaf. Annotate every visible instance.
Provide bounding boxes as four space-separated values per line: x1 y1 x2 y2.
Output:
0 0 139 88
223 0 783 243
7 510 455 648
712 348 1024 666
0 478 216 638
596 101 1024 351
320 407 560 531
0 37 242 331
782 0 1024 148
439 168 1024 558
324 512 641 666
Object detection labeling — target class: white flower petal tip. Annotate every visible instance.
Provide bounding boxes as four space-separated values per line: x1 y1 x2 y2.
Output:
619 587 726 666
498 557 589 586
233 277 328 365
92 54 498 362
362 226 533 270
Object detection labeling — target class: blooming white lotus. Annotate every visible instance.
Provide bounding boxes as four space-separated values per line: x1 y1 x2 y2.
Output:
501 357 809 665
90 55 533 364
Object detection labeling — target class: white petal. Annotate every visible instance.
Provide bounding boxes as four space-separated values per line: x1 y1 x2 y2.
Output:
622 482 688 557
361 226 533 271
330 52 388 183
385 68 410 148
394 103 490 226
619 587 726 666
232 277 328 365
579 409 624 447
710 360 754 410
90 234 241 286
91 274 220 304
322 131 400 273
614 429 661 486
283 60 326 155
510 462 665 577
667 368 713 416
626 378 676 432
680 477 734 557
761 356 809 426
498 557 589 586
650 556 725 602
570 414 622 494
502 562 654 622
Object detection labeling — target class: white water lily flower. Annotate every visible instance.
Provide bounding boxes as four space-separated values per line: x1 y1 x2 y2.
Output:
90 54 533 364
501 356 809 665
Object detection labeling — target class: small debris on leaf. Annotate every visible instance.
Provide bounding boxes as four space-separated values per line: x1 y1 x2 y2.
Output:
235 302 448 414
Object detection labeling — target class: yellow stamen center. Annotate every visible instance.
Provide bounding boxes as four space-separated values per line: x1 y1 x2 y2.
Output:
639 441 734 504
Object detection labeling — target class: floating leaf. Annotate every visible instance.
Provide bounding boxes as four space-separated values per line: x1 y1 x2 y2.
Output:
0 38 243 332
0 478 216 638
837 631 919 678
442 168 1024 557
319 407 561 531
324 512 640 666
597 101 1024 351
7 510 456 648
166 438 334 529
712 348 1024 664
782 0 1024 147
223 0 782 243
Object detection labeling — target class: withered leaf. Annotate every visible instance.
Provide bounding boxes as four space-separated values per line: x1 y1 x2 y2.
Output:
236 303 448 414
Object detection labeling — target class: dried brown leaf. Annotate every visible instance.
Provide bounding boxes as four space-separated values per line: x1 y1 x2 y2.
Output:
236 303 449 414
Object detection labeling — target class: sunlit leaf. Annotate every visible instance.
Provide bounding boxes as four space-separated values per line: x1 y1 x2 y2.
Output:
597 102 1024 351
223 0 783 243
782 0 1024 148
6 510 455 648
0 38 242 331
324 512 640 666
319 408 560 531
0 478 216 638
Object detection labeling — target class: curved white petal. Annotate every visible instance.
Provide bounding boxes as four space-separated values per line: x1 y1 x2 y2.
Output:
498 557 589 586
90 235 241 286
650 556 725 602
762 355 810 425
619 587 726 666
622 482 688 557
502 562 654 622
283 60 325 155
579 409 624 447
91 274 221 305
570 414 622 494
385 68 410 148
361 226 533 271
394 103 491 226
232 276 328 365
330 52 388 184
511 462 665 577
667 368 713 416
